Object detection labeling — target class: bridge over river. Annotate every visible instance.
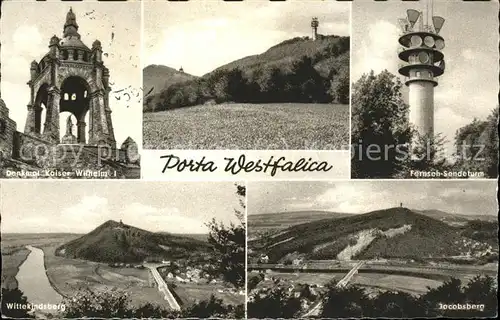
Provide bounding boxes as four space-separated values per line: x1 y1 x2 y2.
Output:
144 264 181 311
302 261 365 317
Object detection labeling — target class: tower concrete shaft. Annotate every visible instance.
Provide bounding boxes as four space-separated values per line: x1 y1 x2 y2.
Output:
408 78 435 137
397 8 445 139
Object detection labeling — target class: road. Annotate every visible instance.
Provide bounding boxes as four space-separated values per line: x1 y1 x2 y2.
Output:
337 261 365 287
144 264 181 311
302 261 365 317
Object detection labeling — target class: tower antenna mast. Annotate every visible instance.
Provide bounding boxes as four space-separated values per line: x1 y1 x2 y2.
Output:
397 1 446 139
425 0 428 28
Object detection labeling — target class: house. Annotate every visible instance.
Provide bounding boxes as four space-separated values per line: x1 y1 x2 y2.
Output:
259 255 269 264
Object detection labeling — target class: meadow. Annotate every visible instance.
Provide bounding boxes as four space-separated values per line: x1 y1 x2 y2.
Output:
1 234 168 308
256 271 343 288
350 273 444 295
171 282 244 307
143 103 349 150
1 233 79 290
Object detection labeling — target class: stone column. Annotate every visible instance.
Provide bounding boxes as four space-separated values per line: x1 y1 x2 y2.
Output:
24 104 36 134
77 121 86 144
42 87 60 143
88 89 116 148
34 105 43 135
88 90 105 145
104 87 116 146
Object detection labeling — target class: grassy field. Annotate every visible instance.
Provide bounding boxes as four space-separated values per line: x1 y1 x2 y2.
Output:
42 244 167 308
143 103 349 149
259 271 342 287
171 282 244 307
1 247 30 289
1 233 80 290
1 234 168 309
248 211 353 240
351 273 444 295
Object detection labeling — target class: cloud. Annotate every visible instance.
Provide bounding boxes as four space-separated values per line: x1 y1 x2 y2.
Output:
352 20 400 80
61 195 109 222
144 1 350 76
314 184 395 214
250 181 497 217
11 25 44 55
121 202 208 234
1 2 142 146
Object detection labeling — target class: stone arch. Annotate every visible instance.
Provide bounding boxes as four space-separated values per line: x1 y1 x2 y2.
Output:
60 76 91 143
33 83 50 134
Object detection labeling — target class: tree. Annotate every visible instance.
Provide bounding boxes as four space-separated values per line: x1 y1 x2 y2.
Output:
320 284 372 318
462 275 498 317
419 277 465 317
255 66 286 102
1 288 34 318
132 302 179 319
205 183 246 289
248 274 264 291
371 291 422 318
207 70 231 103
453 106 499 178
247 287 302 319
351 70 412 178
287 56 328 103
182 295 228 318
226 68 248 102
329 67 350 104
62 288 133 318
61 287 247 319
402 131 451 178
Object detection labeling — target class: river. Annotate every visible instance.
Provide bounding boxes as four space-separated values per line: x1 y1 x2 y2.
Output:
16 245 64 315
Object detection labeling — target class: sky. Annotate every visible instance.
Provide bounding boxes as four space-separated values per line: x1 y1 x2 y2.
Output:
1 1 142 148
144 0 350 76
1 181 243 234
248 180 498 217
352 0 498 157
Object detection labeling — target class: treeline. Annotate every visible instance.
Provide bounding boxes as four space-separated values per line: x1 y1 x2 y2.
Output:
351 70 499 179
0 288 244 319
248 275 498 318
145 55 349 112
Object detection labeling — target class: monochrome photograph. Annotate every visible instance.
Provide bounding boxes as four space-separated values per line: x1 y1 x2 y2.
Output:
350 0 498 179
143 0 350 150
247 180 498 318
0 1 142 179
1 181 245 319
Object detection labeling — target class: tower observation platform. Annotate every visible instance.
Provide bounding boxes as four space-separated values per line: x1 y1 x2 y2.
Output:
397 4 445 138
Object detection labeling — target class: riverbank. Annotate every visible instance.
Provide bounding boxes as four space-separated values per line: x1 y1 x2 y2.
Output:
1 246 30 289
40 246 70 299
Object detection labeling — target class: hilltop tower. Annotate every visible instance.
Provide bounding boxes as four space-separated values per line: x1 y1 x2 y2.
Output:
25 8 116 148
179 66 184 73
311 17 319 41
397 1 445 138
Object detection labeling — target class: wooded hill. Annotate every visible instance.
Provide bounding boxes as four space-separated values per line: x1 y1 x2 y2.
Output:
143 35 350 112
55 220 211 263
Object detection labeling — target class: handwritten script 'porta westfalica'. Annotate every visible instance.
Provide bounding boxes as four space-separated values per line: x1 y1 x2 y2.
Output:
160 154 333 177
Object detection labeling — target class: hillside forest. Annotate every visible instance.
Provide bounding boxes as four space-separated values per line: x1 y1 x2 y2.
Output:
143 35 350 112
